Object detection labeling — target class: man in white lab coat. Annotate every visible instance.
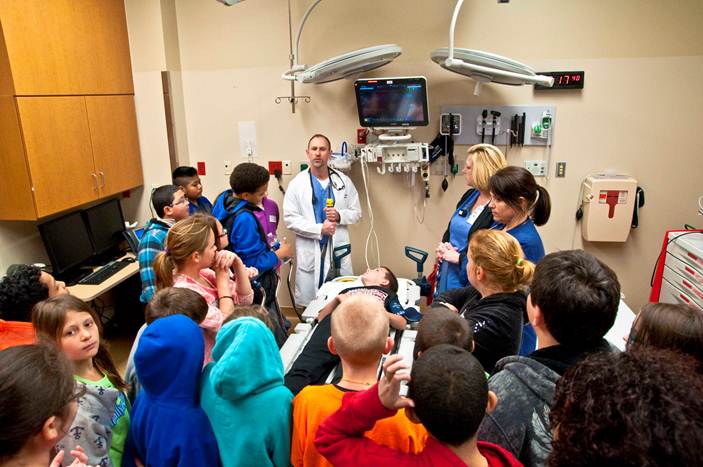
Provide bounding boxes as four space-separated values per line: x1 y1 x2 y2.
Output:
284 134 362 307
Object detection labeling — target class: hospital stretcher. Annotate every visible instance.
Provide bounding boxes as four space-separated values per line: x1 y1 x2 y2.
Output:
300 275 421 322
280 276 422 376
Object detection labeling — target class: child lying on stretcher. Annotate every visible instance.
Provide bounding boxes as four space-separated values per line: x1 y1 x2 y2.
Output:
284 266 422 395
315 266 422 331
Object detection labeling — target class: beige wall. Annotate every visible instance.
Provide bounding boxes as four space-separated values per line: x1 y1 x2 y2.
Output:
161 0 702 310
3 0 701 316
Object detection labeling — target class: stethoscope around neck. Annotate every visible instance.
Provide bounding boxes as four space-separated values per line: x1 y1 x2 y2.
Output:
308 167 346 205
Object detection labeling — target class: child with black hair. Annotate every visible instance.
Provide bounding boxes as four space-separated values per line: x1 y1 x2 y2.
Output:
0 343 88 467
33 295 130 467
212 162 292 345
548 348 703 467
0 264 68 350
478 250 620 467
172 166 213 215
315 345 521 466
212 162 292 272
137 185 190 304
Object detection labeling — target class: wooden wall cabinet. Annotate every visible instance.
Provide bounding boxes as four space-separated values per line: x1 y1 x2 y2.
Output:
0 0 143 220
1 96 143 220
0 0 134 96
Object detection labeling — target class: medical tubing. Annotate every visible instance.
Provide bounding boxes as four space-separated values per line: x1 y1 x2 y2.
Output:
360 156 381 269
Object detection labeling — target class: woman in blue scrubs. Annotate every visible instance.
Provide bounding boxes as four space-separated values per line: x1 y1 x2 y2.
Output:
488 165 552 354
435 144 507 293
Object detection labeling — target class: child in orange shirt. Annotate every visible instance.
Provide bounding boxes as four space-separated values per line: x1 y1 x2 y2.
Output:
291 295 427 467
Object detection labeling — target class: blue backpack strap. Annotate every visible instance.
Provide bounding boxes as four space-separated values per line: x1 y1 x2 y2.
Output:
224 199 267 244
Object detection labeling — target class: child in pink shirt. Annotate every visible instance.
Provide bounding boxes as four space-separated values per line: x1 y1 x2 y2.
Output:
154 214 253 363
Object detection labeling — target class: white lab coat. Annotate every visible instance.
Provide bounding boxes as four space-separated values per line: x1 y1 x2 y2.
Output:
283 169 362 306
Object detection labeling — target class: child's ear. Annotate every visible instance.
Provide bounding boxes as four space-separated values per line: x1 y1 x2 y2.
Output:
405 407 422 424
383 336 394 354
42 415 61 442
475 265 485 282
528 295 544 328
485 390 498 414
191 251 201 265
327 336 338 355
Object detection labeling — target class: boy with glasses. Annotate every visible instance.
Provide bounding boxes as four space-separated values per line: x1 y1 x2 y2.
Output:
138 185 190 304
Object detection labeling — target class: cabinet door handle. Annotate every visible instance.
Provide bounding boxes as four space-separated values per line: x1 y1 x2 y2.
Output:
90 173 99 191
99 171 106 188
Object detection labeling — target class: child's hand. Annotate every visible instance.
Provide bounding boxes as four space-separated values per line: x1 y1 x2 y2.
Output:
214 250 237 271
275 238 293 259
246 266 259 279
378 354 414 411
51 446 93 467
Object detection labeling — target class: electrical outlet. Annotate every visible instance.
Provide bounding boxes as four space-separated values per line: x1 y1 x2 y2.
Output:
268 161 282 175
282 160 292 175
524 160 546 177
555 161 566 178
224 160 232 175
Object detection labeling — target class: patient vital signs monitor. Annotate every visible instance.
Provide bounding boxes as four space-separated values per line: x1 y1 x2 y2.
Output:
354 77 429 128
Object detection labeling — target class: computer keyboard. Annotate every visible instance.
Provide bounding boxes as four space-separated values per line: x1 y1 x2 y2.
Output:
77 260 131 285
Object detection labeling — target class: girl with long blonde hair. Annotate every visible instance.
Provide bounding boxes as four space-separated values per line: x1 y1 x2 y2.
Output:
153 214 253 363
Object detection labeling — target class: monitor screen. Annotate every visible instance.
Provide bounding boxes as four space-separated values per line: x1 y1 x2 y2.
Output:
38 211 95 276
84 198 126 256
354 77 429 128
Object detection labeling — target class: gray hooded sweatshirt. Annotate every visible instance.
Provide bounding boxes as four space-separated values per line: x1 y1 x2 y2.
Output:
477 340 613 467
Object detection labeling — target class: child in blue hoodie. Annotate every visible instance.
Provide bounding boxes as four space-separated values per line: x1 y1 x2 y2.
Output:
124 314 219 467
201 315 293 467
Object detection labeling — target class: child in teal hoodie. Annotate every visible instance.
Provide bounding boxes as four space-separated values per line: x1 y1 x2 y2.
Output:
201 316 293 466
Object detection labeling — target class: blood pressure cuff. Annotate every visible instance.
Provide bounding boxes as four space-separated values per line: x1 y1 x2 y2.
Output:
429 133 454 164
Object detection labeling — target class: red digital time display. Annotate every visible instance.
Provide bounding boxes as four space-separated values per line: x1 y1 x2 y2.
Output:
535 71 585 90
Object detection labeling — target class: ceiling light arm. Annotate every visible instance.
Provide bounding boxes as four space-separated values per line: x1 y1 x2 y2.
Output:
282 0 323 81
447 0 465 63
294 0 323 68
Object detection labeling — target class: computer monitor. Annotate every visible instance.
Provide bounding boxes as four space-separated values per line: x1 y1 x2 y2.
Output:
83 198 126 257
38 210 95 277
354 76 429 128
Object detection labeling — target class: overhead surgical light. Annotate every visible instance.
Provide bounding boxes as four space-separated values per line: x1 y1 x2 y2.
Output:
282 0 402 84
431 0 554 95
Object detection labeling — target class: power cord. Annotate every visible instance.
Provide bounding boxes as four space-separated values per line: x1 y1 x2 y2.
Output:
273 169 285 194
360 156 381 269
